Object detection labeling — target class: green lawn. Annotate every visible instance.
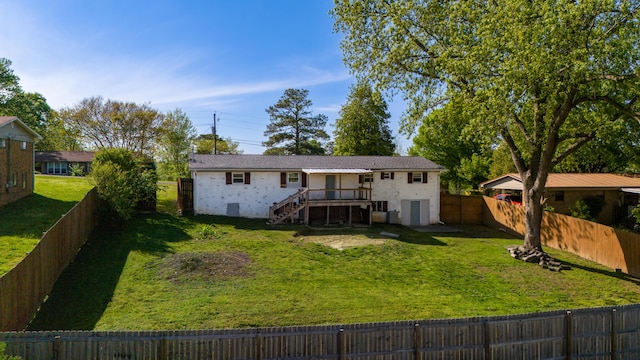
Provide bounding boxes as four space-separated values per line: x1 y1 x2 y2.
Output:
0 175 94 274
25 180 640 330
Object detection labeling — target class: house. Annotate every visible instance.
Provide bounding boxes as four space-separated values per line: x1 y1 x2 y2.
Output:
0 116 41 207
480 173 640 225
189 154 445 226
35 151 95 175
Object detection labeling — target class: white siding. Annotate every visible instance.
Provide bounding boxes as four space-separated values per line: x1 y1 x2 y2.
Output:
193 171 301 218
371 171 440 225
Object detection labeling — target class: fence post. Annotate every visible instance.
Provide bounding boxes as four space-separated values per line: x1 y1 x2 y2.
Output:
256 333 262 360
566 311 572 360
160 337 167 360
611 308 617 360
53 335 61 360
338 328 345 360
413 323 421 360
484 321 491 360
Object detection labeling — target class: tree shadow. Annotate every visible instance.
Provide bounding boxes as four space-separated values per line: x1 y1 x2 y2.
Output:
26 212 191 331
556 258 640 286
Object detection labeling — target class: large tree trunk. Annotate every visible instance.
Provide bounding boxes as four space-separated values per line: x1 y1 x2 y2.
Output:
521 172 545 250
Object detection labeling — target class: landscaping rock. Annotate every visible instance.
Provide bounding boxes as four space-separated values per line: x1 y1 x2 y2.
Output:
507 245 571 272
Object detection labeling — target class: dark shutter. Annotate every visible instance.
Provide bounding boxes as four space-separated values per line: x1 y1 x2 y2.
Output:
226 172 232 185
302 172 307 187
422 172 428 183
280 172 287 188
383 201 388 212
244 172 251 184
407 172 413 184
359 175 364 184
391 172 395 180
380 172 384 180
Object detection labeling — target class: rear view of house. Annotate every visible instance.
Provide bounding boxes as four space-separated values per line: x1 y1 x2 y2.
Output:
189 154 445 226
0 116 41 207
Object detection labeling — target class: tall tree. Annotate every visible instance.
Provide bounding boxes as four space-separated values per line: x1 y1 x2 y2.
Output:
60 96 163 156
333 81 395 155
409 96 491 191
263 88 329 155
156 109 197 180
333 0 640 251
194 134 242 155
0 58 56 149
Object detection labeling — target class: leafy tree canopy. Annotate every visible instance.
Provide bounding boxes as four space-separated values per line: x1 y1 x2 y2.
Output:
333 81 395 155
333 0 640 250
263 88 329 155
194 134 242 155
156 109 197 180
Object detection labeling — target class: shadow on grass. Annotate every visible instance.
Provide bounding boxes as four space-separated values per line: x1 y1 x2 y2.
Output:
429 224 522 240
0 194 79 238
26 212 191 331
555 258 640 286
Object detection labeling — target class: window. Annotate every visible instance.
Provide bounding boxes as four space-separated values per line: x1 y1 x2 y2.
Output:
555 191 565 202
47 162 68 174
381 172 394 180
0 139 5 148
22 173 26 189
20 141 27 150
288 172 299 183
408 172 428 184
372 200 388 212
232 173 245 183
363 173 373 183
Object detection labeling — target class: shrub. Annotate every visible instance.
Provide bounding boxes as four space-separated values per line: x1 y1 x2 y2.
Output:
89 148 157 222
569 200 591 220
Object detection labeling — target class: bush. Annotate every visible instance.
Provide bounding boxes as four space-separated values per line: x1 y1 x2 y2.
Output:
570 199 591 220
89 148 157 222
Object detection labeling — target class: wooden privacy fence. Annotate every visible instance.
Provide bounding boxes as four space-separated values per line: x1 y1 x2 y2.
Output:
482 196 640 278
440 194 484 225
2 304 640 359
0 188 101 331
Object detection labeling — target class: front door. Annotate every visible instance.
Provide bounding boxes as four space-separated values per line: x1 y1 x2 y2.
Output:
325 175 336 200
410 201 421 226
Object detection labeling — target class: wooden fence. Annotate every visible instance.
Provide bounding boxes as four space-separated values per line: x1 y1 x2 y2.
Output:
0 188 101 331
2 304 640 359
482 196 640 278
440 194 484 225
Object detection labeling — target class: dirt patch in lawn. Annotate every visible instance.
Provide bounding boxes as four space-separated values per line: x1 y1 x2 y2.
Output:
157 251 252 283
298 233 388 250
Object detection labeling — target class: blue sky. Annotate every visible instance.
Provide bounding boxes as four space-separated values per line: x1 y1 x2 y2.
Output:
0 1 411 154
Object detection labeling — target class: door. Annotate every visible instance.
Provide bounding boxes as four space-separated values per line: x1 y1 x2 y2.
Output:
325 175 336 200
410 201 421 226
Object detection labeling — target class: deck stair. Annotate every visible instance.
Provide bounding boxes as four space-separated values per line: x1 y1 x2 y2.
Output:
268 189 308 225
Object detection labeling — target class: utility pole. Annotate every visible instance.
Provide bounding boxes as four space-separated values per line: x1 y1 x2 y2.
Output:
212 112 217 155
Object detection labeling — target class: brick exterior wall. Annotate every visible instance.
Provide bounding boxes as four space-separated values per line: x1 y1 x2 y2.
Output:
0 139 35 207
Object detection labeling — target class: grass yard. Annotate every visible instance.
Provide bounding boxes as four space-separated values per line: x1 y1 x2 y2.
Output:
25 180 640 330
0 175 94 274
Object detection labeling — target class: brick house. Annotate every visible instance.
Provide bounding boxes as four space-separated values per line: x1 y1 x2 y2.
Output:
0 116 41 207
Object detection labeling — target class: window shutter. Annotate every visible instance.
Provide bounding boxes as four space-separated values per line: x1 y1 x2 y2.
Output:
280 172 286 188
380 172 384 180
391 172 395 180
383 201 388 212
359 175 364 184
244 172 251 184
226 172 232 184
422 172 428 183
407 172 413 184
302 172 307 187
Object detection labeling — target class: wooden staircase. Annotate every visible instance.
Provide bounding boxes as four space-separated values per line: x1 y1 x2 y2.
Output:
268 189 308 225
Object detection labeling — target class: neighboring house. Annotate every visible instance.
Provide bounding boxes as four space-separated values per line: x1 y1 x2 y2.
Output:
189 154 445 226
0 116 41 207
480 173 640 225
35 151 95 175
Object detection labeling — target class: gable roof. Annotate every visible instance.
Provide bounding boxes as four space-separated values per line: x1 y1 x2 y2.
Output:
480 173 640 190
35 151 95 163
189 154 445 171
0 116 42 140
